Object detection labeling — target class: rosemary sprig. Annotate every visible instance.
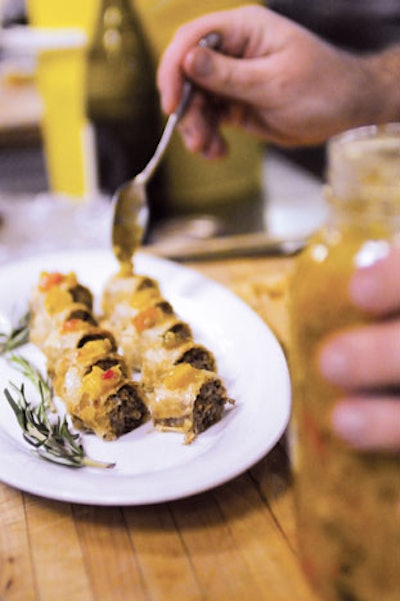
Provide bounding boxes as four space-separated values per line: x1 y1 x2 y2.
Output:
0 311 30 354
4 381 115 469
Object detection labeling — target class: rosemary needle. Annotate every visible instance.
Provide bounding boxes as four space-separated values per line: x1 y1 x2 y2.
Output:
0 311 30 354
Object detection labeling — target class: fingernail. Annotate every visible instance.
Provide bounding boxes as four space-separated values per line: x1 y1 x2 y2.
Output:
319 344 349 383
189 48 213 78
331 404 367 445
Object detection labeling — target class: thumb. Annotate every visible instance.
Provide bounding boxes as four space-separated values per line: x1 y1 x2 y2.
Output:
183 46 264 105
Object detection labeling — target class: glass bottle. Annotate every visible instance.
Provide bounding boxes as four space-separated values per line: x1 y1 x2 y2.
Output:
289 124 400 601
85 0 164 218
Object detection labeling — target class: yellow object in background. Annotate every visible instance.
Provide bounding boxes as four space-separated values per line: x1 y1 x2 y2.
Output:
134 0 266 233
26 0 99 38
26 0 100 199
34 39 91 198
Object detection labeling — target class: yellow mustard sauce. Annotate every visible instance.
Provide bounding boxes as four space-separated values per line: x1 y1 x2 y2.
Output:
44 286 73 315
289 123 400 601
113 220 145 277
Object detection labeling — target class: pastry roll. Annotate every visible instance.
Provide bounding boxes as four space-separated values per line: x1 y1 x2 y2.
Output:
148 363 232 444
30 271 93 346
56 342 146 440
141 339 216 389
101 272 161 319
36 309 99 375
101 273 164 370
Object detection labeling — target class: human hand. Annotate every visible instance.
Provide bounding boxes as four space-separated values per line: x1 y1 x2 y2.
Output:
157 5 378 157
319 247 400 451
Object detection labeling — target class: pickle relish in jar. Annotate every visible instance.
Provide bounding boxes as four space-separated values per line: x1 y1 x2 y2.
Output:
289 124 400 601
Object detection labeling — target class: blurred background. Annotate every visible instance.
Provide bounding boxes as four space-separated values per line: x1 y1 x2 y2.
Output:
268 0 400 178
0 0 46 195
0 0 398 257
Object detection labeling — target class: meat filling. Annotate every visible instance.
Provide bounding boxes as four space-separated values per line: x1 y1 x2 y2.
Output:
67 309 97 326
77 330 117 352
106 384 149 437
69 284 93 310
176 346 216 372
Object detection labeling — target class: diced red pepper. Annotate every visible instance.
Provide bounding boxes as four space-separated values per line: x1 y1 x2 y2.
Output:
60 319 81 334
132 306 159 333
39 272 64 291
101 369 115 380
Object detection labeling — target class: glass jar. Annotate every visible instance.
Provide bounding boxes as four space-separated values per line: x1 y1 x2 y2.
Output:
289 124 400 601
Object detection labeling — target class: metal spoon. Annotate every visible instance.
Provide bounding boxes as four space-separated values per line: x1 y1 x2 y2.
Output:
111 32 222 273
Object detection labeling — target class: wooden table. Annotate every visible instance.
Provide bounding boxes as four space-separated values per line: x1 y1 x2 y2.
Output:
0 254 319 601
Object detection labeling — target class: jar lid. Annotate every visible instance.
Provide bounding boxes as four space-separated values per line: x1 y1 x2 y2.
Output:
328 123 400 203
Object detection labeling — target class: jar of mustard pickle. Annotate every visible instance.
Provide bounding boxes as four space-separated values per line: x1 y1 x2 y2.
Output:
289 124 400 601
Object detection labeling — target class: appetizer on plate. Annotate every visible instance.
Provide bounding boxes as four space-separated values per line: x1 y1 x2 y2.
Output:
28 269 233 444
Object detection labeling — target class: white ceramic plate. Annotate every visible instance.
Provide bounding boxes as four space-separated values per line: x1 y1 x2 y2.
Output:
0 249 290 505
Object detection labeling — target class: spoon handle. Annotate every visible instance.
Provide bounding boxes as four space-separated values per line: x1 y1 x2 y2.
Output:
139 31 222 184
174 79 193 122
175 32 222 120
